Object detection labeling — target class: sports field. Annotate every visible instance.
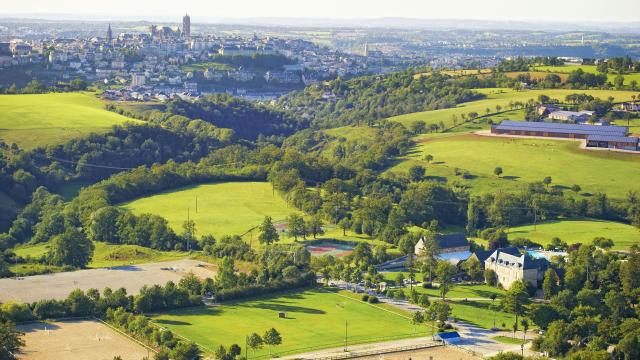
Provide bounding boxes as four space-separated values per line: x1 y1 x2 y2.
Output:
387 133 640 198
506 219 639 250
121 182 298 240
152 288 421 358
388 88 637 129
17 320 150 360
0 92 139 149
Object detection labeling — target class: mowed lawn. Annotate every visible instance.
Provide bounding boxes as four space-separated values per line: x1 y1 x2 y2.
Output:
507 219 639 250
388 88 637 129
152 288 421 357
121 182 298 240
0 92 139 149
387 133 640 198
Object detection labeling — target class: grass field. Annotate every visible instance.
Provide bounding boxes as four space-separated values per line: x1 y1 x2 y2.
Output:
506 219 639 250
381 279 505 300
532 64 640 86
13 241 188 269
387 133 640 198
152 288 422 357
0 92 139 149
388 88 637 130
121 182 299 241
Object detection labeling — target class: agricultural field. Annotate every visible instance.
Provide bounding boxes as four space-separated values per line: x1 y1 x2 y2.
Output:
532 64 640 86
152 288 422 358
0 92 140 149
388 88 638 130
387 133 640 198
506 219 639 250
121 182 299 241
17 320 150 360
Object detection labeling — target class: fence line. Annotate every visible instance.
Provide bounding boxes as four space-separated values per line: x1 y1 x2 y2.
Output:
313 343 443 360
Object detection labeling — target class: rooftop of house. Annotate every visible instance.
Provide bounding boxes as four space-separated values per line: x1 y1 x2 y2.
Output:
486 248 548 270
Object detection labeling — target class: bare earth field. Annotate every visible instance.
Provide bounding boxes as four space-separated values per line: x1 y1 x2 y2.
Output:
356 346 480 360
0 259 216 303
17 320 150 360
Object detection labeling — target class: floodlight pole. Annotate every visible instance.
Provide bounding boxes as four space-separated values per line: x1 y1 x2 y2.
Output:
196 195 198 213
187 207 190 251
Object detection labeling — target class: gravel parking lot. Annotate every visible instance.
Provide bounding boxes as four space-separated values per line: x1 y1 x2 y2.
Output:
0 259 217 303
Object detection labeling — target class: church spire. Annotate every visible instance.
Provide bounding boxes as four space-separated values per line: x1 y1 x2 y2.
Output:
107 23 113 42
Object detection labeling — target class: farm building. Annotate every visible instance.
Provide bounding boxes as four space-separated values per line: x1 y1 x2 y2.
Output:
619 102 640 112
547 110 593 123
415 233 470 255
491 121 639 151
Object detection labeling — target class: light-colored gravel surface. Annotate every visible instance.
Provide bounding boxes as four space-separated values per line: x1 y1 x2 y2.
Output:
17 320 150 360
0 259 216 303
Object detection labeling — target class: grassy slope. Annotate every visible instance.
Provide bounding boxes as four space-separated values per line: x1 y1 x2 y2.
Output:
532 64 640 86
388 88 637 129
387 133 640 198
121 182 299 241
506 219 639 250
152 288 422 357
12 241 188 269
0 92 140 149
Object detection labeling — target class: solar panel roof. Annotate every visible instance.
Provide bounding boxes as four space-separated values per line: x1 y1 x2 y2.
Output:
587 134 639 143
494 121 628 136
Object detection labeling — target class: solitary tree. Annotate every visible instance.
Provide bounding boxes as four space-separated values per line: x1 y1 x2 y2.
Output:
286 214 306 241
435 261 457 300
408 165 426 182
502 281 531 334
263 328 282 356
258 216 279 245
543 268 560 299
424 154 434 163
247 333 263 355
338 217 351 236
494 167 503 178
48 227 94 268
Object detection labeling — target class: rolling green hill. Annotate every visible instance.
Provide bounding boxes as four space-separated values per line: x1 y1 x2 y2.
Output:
0 92 140 149
506 219 640 250
387 133 640 198
121 182 299 240
388 88 637 130
532 64 640 86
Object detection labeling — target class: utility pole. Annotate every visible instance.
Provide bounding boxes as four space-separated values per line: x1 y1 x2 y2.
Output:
195 195 198 213
245 335 248 360
187 207 190 251
533 206 538 231
344 320 348 352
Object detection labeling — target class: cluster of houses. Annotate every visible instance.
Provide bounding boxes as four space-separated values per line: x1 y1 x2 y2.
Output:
377 233 553 290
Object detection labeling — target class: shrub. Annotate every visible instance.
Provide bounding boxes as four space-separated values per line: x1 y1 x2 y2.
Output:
368 296 379 303
361 294 369 302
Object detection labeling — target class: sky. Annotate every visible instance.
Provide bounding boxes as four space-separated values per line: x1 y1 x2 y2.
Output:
2 0 640 22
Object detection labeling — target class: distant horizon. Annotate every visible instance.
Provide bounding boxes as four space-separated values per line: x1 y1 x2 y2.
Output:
2 0 640 23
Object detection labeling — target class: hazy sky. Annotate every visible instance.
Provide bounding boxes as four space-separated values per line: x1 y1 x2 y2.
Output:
3 0 640 22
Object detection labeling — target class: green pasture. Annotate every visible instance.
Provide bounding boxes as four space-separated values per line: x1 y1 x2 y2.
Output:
382 279 506 300
12 241 188 269
506 219 639 250
152 288 422 357
121 182 299 241
387 133 640 198
388 88 637 130
532 65 640 86
0 92 140 149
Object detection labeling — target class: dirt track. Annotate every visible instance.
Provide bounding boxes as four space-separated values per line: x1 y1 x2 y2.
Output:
17 320 150 360
0 259 216 303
